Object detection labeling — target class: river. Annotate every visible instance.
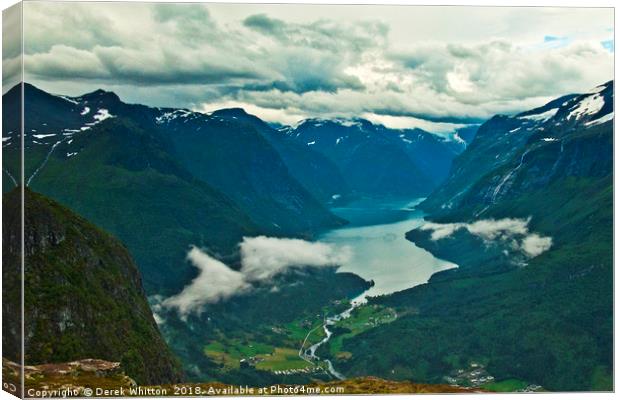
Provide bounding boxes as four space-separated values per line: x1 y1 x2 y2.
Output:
302 198 457 378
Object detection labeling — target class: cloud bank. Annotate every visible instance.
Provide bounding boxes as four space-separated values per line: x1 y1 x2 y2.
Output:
420 217 552 258
162 237 352 317
240 236 352 281
14 3 613 125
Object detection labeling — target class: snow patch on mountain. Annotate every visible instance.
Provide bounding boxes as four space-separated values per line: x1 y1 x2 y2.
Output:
155 109 194 124
568 94 605 120
57 95 78 105
33 133 57 139
585 111 614 126
93 109 113 122
519 108 558 122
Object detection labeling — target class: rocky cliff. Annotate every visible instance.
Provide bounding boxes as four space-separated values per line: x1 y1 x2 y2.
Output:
2 188 183 385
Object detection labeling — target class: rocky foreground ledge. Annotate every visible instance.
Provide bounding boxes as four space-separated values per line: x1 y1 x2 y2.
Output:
3 358 479 397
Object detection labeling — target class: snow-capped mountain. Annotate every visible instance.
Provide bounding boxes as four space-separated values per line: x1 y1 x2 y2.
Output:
279 117 465 197
420 81 613 216
3 83 345 237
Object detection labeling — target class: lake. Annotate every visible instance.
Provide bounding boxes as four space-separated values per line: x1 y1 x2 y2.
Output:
320 198 457 302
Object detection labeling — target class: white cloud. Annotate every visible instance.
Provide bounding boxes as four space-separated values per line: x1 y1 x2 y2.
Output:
467 218 530 241
521 234 553 257
162 246 250 317
361 113 467 134
162 237 352 317
240 236 352 281
420 217 552 259
201 100 306 125
420 221 464 241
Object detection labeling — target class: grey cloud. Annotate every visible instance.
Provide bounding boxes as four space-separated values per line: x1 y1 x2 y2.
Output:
23 2 121 54
151 4 220 47
3 4 22 59
392 40 611 106
243 14 286 36
3 4 22 93
152 3 212 23
243 13 388 53
15 3 614 124
25 44 269 86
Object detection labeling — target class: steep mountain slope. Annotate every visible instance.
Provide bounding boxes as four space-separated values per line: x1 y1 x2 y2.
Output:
26 117 259 294
456 82 612 216
418 92 582 213
2 188 183 384
3 83 343 238
212 108 350 204
154 109 344 235
2 85 260 294
334 82 613 391
282 118 463 196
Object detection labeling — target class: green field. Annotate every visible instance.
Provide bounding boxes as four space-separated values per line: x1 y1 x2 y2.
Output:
255 348 312 371
204 339 275 369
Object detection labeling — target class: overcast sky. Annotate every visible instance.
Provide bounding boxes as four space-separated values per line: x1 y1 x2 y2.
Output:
3 2 614 128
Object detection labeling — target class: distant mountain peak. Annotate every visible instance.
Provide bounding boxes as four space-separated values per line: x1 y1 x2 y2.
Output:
212 107 251 116
79 88 121 104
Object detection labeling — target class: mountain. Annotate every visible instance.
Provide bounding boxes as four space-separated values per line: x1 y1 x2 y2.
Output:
453 82 612 216
417 89 601 214
281 118 463 197
3 83 344 236
211 108 350 204
332 82 613 391
2 187 183 384
154 108 345 235
2 83 261 294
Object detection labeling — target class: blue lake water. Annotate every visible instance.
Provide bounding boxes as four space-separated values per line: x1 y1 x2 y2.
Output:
320 198 457 302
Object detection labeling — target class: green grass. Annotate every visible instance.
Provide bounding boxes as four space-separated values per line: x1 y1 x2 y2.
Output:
204 339 275 369
255 348 312 371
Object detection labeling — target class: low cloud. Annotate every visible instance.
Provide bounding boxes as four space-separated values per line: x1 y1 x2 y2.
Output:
162 246 250 317
420 217 552 259
521 234 553 257
162 237 352 317
240 236 352 281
